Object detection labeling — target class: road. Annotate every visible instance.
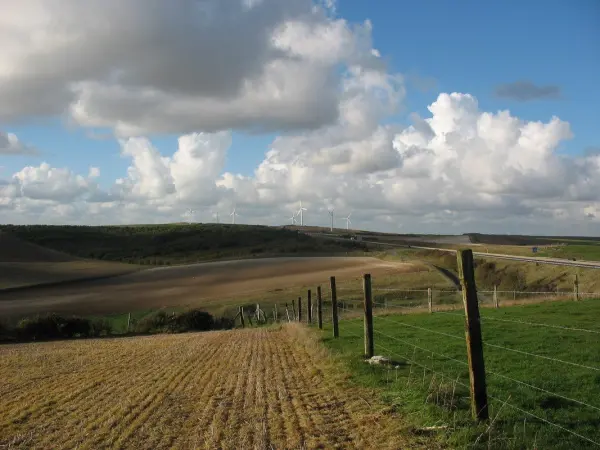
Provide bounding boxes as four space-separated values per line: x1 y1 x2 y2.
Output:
307 233 600 269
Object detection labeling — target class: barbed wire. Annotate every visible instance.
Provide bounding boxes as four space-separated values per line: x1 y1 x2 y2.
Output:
486 392 600 447
485 369 600 412
483 342 600 372
479 315 600 335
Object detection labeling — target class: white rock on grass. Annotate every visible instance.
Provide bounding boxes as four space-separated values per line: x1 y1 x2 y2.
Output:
367 355 391 365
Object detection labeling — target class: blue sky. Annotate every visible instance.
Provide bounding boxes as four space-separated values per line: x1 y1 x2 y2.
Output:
5 0 598 185
2 0 600 232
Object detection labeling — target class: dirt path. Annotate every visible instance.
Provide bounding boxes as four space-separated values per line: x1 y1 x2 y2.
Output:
0 326 433 449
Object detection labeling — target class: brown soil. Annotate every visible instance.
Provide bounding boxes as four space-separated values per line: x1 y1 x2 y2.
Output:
0 325 434 449
0 257 416 318
0 232 75 262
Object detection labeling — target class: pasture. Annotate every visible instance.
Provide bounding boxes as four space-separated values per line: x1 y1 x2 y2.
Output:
0 325 434 449
320 300 600 449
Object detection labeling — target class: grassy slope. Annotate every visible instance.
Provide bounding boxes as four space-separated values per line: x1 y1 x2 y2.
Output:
383 248 600 293
320 300 600 449
0 224 367 265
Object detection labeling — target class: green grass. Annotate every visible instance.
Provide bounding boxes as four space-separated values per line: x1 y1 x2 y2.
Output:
319 300 600 449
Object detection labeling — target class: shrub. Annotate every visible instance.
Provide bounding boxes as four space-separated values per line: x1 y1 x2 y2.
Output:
134 311 171 333
89 318 112 337
62 317 91 338
175 310 213 331
14 314 112 341
16 314 66 340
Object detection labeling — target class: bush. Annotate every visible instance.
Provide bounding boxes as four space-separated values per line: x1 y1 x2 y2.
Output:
14 314 112 341
175 310 213 331
16 314 66 340
133 309 233 334
89 318 112 337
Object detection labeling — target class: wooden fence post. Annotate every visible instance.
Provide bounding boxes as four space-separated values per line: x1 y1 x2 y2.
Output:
317 286 323 329
457 249 489 421
493 285 499 309
240 307 245 328
285 303 291 322
574 274 579 301
427 288 432 313
331 276 339 338
127 313 131 332
297 296 302 322
363 273 374 359
291 300 297 321
307 289 312 323
274 304 278 322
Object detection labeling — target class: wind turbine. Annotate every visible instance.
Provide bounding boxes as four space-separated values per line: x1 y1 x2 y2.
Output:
297 201 307 226
184 208 196 223
230 207 238 224
213 211 220 224
328 209 334 232
289 211 297 225
345 212 352 230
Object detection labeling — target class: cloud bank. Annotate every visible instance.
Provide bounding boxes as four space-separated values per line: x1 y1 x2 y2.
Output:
0 1 596 234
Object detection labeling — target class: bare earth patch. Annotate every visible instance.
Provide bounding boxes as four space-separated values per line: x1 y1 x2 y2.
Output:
0 257 418 318
0 325 434 449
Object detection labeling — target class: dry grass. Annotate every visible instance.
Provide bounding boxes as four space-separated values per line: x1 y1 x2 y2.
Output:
0 326 435 449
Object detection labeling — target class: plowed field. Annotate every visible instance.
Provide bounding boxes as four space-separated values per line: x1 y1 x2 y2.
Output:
0 326 433 449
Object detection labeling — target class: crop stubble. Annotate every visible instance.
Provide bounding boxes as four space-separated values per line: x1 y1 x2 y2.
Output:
0 326 431 449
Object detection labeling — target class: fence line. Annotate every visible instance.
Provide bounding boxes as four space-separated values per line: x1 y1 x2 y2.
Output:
482 342 600 372
486 392 600 447
479 315 600 334
303 254 600 447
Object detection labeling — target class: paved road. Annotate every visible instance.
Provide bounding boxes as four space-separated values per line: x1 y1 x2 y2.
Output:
307 233 600 270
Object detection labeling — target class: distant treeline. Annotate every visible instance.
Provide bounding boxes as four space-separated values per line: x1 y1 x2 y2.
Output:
0 224 366 264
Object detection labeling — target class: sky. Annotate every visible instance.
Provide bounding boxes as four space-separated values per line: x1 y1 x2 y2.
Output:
1 0 600 235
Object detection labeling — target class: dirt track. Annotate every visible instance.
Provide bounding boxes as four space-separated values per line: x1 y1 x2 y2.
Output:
0 257 414 318
0 326 431 449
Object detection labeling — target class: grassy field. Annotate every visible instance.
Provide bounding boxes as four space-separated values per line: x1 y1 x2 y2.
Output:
320 300 600 449
0 325 435 449
383 248 600 293
0 224 367 265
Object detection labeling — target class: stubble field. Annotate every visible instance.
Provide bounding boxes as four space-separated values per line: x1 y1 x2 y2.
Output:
0 325 434 449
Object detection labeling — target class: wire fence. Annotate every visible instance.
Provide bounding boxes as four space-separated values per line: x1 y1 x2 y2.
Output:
271 256 600 449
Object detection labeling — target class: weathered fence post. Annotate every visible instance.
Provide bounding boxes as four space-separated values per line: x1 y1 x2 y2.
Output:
331 276 339 338
493 285 499 309
457 249 489 421
297 296 302 322
363 273 374 359
274 304 278 322
240 307 246 328
317 285 323 329
127 313 131 332
574 274 579 301
427 288 432 313
291 300 297 321
285 303 291 322
513 290 516 302
307 289 312 324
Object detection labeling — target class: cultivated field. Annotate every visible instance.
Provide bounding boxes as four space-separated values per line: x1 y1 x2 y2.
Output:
0 256 420 320
0 232 138 290
0 325 434 449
